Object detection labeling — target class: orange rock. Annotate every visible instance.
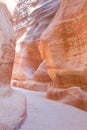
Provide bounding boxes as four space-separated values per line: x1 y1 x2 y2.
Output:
12 41 42 81
33 61 51 83
40 0 87 110
12 0 61 91
0 2 15 86
47 86 87 111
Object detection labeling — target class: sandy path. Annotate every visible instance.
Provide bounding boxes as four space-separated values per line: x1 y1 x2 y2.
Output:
14 88 87 130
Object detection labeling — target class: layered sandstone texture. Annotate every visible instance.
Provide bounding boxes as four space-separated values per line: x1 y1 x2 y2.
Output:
40 0 87 111
0 2 26 129
12 0 61 91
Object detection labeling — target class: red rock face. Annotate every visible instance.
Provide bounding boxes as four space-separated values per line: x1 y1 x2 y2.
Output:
40 0 87 110
0 2 15 86
33 61 51 83
0 2 26 129
12 0 61 90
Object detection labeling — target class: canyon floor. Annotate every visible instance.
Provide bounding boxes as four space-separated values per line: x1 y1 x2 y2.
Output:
14 87 87 130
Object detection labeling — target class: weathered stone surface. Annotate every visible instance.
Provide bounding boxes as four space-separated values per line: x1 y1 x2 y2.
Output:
12 41 42 81
47 86 87 111
12 0 61 91
13 0 61 42
0 2 15 86
12 61 51 92
40 0 87 110
12 80 49 92
0 2 26 129
33 61 51 83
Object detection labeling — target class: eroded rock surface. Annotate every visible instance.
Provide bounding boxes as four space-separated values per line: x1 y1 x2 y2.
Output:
40 0 87 111
33 61 51 83
0 2 26 129
12 0 61 91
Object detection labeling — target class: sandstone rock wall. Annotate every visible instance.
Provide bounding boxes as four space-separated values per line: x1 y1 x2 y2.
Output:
40 0 87 111
33 61 51 83
0 2 15 86
11 0 87 110
0 2 26 129
12 0 61 91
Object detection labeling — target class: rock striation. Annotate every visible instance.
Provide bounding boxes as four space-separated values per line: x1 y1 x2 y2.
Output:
33 61 51 83
40 0 87 111
12 0 61 91
0 2 26 129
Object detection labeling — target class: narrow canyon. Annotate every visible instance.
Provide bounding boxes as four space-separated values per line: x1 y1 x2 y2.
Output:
0 0 87 130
